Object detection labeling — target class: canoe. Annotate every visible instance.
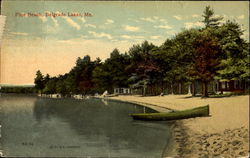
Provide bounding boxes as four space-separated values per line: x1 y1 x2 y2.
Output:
130 105 209 121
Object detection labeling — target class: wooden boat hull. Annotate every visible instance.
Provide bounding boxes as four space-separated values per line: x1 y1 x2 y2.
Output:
131 105 209 121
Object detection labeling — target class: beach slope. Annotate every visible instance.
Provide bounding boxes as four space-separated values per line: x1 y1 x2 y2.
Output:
111 95 249 157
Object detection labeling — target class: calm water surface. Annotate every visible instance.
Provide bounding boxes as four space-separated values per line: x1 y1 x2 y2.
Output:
0 94 172 157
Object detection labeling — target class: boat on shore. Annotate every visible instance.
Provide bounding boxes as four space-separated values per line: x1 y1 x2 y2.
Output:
131 105 209 121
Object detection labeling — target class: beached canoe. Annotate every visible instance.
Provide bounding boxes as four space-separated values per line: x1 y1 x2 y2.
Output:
131 105 209 121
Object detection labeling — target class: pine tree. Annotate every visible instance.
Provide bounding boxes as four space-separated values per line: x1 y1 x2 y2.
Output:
202 6 223 28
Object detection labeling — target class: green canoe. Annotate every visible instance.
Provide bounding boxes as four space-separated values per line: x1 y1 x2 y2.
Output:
131 105 209 121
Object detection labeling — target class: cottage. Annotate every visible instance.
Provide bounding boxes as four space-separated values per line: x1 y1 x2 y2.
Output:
114 88 131 95
217 80 246 93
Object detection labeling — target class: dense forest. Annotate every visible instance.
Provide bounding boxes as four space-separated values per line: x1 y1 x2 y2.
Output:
34 6 249 97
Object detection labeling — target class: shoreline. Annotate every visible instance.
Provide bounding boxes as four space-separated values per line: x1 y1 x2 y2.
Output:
36 94 178 157
34 93 249 157
108 94 249 157
94 96 179 157
96 96 174 112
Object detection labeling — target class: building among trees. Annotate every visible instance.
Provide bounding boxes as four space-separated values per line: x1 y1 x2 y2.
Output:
114 88 131 95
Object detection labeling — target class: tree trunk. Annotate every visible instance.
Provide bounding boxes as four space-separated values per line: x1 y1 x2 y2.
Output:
178 83 182 94
143 86 146 96
150 85 153 95
161 81 164 93
171 82 174 95
202 81 208 97
192 81 196 96
212 81 217 94
188 84 191 95
154 84 158 96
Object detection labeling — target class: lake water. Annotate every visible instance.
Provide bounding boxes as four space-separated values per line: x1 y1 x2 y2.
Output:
0 94 173 157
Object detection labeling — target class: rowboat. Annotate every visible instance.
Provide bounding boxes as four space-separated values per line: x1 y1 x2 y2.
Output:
130 105 209 121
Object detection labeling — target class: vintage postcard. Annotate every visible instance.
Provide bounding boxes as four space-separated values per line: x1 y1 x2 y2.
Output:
0 0 249 157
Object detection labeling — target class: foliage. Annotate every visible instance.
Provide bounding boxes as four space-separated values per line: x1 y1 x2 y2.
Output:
0 86 35 93
33 6 249 97
189 31 222 82
215 21 249 80
188 31 222 97
93 48 130 93
202 6 223 28
34 70 44 91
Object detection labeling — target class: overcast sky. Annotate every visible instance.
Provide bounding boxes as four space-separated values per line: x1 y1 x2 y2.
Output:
0 1 249 85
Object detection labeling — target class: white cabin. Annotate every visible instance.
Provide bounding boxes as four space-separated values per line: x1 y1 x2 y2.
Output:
114 88 131 95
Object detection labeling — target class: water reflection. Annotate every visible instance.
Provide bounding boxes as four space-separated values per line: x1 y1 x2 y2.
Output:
1 95 172 157
101 98 108 106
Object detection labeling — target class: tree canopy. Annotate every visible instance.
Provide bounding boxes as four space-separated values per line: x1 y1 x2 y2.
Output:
34 6 249 97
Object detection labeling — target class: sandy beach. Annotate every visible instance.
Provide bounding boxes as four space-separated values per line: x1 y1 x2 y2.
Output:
110 95 249 157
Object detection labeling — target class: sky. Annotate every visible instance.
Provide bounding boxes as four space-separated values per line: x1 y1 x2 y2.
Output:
0 1 249 85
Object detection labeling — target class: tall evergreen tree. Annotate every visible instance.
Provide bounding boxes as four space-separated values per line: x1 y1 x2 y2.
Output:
215 21 249 80
34 70 44 92
202 6 223 28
